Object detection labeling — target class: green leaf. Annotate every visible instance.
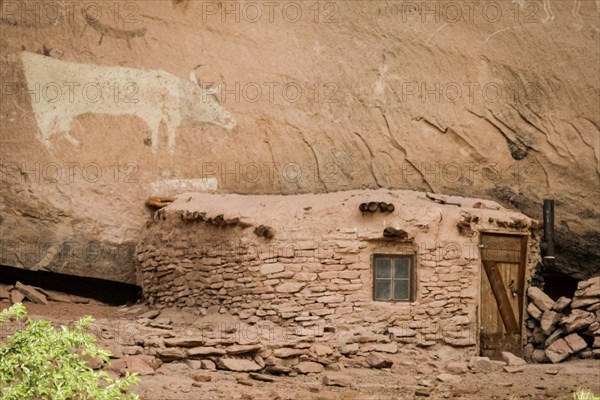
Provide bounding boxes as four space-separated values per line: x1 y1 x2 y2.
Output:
0 304 139 400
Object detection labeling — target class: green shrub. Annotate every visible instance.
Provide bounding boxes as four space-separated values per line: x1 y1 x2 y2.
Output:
0 303 139 400
573 388 600 400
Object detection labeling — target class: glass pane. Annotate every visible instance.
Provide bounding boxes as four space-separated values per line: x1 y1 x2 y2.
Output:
394 257 410 279
375 280 391 300
375 258 391 279
393 279 409 300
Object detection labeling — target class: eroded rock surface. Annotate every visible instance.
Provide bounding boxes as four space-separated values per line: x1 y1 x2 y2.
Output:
0 1 598 281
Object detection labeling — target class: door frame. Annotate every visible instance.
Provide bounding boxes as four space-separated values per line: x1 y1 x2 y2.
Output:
477 231 529 356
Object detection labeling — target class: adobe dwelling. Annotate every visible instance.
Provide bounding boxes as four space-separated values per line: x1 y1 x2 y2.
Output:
136 189 542 365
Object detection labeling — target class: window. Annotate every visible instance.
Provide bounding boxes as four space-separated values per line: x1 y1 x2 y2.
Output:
373 254 415 301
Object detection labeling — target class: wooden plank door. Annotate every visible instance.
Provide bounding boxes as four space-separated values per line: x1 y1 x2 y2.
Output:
480 234 527 359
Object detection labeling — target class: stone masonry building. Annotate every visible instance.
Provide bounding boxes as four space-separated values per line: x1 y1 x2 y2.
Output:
136 189 540 362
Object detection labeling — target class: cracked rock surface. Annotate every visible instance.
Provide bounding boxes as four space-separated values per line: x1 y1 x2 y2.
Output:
0 1 598 281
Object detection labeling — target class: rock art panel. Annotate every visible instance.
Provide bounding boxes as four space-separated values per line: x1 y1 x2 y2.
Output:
20 51 236 154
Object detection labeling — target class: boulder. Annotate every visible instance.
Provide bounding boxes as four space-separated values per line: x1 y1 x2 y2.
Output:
527 303 543 320
187 347 226 357
192 373 212 382
46 292 74 303
545 339 573 363
322 372 352 387
360 342 398 354
436 373 462 384
103 343 125 359
106 355 157 376
157 348 186 361
545 328 565 348
264 365 291 375
239 390 280 400
445 361 469 374
249 373 275 382
415 388 433 397
237 376 253 386
527 287 555 312
540 310 562 335
164 337 206 348
365 353 393 369
272 348 308 358
216 358 262 372
10 290 25 304
127 357 157 375
589 303 600 312
468 357 498 373
575 277 600 298
325 363 341 371
201 360 216 370
560 309 595 333
294 361 324 374
275 283 305 293
187 360 202 369
15 282 48 305
503 365 525 373
226 344 262 355
311 344 333 356
571 297 600 309
564 333 587 354
82 353 103 370
552 297 572 313
339 343 359 355
587 322 600 334
531 349 550 363
122 346 143 356
523 344 535 360
501 352 526 367
260 264 285 275
0 285 10 300
254 355 265 369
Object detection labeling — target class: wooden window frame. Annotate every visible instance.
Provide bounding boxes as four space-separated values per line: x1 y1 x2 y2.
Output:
372 254 416 302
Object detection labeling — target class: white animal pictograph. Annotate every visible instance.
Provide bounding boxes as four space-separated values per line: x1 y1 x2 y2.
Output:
20 51 236 154
541 0 555 22
542 0 599 29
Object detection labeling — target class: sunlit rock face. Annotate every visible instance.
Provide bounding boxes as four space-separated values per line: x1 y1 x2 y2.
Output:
0 0 598 282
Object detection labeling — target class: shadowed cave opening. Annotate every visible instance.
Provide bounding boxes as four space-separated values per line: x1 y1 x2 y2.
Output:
541 269 579 301
0 264 142 305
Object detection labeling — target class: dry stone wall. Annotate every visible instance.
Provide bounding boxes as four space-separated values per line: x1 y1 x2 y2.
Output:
136 189 538 359
524 276 600 362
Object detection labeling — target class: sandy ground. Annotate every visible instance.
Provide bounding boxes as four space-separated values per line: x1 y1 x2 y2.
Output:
1 300 599 400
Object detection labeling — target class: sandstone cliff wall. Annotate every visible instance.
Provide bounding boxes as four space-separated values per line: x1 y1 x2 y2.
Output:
0 0 597 282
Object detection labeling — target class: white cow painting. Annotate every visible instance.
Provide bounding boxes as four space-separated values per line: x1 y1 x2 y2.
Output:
20 51 236 154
